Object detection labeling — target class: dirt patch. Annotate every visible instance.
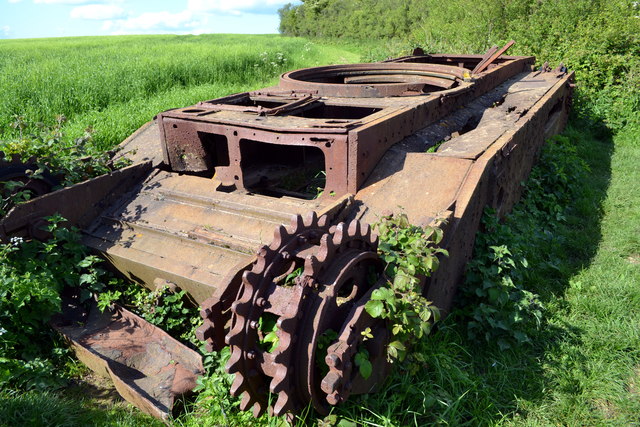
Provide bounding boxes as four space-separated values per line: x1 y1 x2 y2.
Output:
65 371 127 410
628 366 640 396
627 254 640 265
593 398 619 420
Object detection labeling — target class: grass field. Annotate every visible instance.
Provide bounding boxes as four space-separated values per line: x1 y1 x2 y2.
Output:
0 34 360 153
1 34 639 426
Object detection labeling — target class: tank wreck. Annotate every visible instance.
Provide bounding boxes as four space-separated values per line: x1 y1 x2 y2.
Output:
0 43 574 419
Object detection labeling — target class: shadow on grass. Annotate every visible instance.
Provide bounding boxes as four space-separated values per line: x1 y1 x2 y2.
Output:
330 116 614 426
0 389 163 427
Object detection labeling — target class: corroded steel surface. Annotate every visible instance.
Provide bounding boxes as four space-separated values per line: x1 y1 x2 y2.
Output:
157 55 533 199
52 300 204 421
279 63 467 97
222 212 382 416
0 151 59 221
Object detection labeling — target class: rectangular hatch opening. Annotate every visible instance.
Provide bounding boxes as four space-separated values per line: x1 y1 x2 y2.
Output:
239 139 326 200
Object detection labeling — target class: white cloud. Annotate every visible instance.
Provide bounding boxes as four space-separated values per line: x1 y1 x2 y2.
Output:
105 10 205 34
70 4 124 20
1 26 11 36
34 0 116 4
187 0 291 15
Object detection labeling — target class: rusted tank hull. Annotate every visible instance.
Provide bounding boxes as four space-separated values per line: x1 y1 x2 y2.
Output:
0 50 573 419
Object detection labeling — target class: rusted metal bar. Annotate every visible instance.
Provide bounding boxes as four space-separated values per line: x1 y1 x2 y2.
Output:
472 40 516 74
471 44 498 75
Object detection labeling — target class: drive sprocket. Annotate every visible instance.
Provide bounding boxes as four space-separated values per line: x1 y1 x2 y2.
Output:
222 211 387 418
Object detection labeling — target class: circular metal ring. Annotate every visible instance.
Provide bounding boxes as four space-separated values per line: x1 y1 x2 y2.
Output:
279 63 466 98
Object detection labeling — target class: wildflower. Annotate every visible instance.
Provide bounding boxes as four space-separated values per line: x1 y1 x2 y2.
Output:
10 236 24 246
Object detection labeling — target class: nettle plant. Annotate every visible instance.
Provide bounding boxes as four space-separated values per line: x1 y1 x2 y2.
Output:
365 212 447 362
0 215 113 389
2 115 128 187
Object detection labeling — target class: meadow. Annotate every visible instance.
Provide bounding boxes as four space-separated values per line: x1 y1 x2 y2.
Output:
1 33 639 426
0 34 359 154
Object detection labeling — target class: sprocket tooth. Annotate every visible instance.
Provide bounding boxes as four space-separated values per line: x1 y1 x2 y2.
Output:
332 222 347 247
269 365 289 394
251 250 271 276
360 221 371 239
239 392 255 412
231 298 252 317
273 392 294 416
230 372 248 396
226 317 248 346
288 213 305 235
195 319 214 341
226 348 244 375
269 225 289 251
225 331 243 347
317 213 328 229
303 210 318 228
369 231 379 248
347 219 361 239
317 233 336 263
199 297 218 318
240 271 260 294
252 401 266 418
303 256 319 279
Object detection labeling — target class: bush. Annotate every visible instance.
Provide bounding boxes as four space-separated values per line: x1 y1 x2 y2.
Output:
0 216 112 389
456 133 589 349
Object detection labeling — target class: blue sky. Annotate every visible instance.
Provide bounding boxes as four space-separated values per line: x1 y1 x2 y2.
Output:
1 0 298 39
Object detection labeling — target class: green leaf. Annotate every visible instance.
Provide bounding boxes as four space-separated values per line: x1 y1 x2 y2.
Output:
79 273 96 285
365 300 385 318
391 323 403 335
389 340 406 351
371 287 394 301
358 358 372 379
488 287 501 303
360 327 374 340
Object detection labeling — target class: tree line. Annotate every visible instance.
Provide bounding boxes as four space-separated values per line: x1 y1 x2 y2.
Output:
279 0 639 131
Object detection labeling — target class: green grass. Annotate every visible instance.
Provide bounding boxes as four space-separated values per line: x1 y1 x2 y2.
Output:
0 390 163 427
0 34 359 152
